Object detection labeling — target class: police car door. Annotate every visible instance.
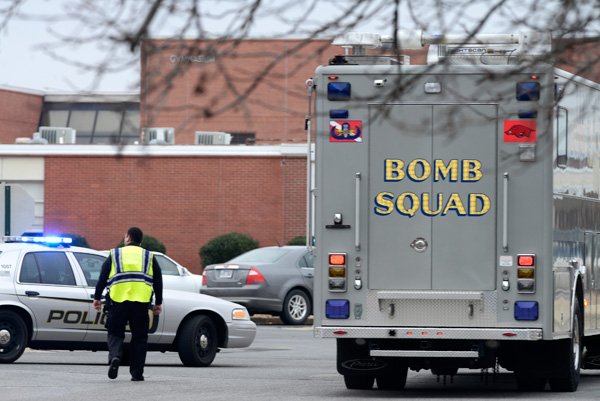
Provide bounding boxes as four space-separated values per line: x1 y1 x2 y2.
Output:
15 250 90 341
369 103 497 290
72 251 109 342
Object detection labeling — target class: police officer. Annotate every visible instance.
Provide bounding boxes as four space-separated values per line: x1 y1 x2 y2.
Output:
93 227 163 381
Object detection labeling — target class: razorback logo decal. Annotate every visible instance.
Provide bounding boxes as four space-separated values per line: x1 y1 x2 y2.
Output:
504 120 537 143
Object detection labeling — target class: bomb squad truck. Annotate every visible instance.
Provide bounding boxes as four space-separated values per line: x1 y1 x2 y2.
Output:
308 30 600 392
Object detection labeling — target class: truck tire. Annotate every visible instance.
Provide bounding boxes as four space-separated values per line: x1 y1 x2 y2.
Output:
177 315 218 367
515 373 546 391
548 300 582 392
0 310 28 363
376 365 408 390
280 289 311 325
344 374 374 390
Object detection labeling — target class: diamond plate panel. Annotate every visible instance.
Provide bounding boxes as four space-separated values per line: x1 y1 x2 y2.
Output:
360 290 498 327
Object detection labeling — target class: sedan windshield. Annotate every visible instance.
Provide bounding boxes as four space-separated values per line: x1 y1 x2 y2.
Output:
229 248 288 263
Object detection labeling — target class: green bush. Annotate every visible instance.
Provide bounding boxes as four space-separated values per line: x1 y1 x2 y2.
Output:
60 233 90 248
117 234 166 254
199 232 259 268
287 236 306 246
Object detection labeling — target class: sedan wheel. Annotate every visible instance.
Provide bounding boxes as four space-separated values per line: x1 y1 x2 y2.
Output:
177 315 218 367
0 310 28 364
281 289 311 325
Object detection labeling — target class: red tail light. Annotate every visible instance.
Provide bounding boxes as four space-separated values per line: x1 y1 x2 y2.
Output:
202 272 207 286
246 267 265 285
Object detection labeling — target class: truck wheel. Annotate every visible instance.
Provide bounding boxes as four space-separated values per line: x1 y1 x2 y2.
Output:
280 289 311 325
515 373 546 391
0 310 28 363
177 315 218 367
344 375 374 389
548 301 582 392
376 366 408 390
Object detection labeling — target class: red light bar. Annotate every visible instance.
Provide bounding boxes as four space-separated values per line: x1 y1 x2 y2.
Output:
502 332 517 337
518 255 535 266
328 75 339 80
333 330 347 335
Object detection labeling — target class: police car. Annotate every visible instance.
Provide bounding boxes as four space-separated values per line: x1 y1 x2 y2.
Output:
0 236 256 366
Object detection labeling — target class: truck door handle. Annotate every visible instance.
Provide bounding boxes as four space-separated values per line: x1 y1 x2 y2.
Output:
502 172 509 252
355 172 361 251
25 291 39 297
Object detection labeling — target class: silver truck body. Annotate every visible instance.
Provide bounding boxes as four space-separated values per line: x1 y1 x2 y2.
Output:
311 32 600 391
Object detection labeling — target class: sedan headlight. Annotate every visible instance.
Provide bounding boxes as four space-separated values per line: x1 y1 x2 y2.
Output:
232 308 250 320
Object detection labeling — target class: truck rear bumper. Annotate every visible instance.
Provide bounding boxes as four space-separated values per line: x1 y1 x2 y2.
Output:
315 326 543 341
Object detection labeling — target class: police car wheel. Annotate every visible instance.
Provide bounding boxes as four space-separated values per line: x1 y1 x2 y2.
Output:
280 289 311 325
0 310 28 364
177 315 218 367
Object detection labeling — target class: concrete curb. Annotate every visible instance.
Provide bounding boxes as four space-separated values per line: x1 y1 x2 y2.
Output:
250 314 314 325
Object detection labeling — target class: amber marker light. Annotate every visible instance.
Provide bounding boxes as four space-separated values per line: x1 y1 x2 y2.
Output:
232 309 249 320
517 268 535 279
329 266 346 277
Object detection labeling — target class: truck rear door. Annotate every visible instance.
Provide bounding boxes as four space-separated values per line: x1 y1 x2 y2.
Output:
368 104 497 291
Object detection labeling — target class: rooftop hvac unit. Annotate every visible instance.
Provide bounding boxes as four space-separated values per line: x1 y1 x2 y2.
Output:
142 127 175 145
37 127 77 144
195 131 232 145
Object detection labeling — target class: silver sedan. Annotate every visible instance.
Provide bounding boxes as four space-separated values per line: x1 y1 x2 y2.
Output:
201 246 314 325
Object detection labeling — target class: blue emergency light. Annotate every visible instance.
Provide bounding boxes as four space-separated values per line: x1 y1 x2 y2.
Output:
325 299 350 319
327 82 351 101
516 82 540 101
329 109 349 119
514 301 538 321
518 109 538 119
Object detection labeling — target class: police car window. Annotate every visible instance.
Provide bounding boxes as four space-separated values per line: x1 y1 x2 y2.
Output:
20 254 41 283
21 252 76 286
74 253 106 287
155 255 179 276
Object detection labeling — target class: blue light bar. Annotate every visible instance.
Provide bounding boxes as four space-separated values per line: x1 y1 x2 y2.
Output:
514 301 538 321
327 82 351 101
325 299 350 319
5 235 73 246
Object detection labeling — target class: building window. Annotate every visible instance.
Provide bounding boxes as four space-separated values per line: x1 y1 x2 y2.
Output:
39 101 140 145
69 111 97 143
230 132 256 145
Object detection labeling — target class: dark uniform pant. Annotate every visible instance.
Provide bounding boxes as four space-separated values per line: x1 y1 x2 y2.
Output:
107 300 150 379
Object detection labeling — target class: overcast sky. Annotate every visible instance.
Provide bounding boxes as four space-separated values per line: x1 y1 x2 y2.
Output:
0 0 596 92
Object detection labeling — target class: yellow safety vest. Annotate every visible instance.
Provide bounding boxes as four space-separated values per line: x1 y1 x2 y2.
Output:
108 245 154 303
